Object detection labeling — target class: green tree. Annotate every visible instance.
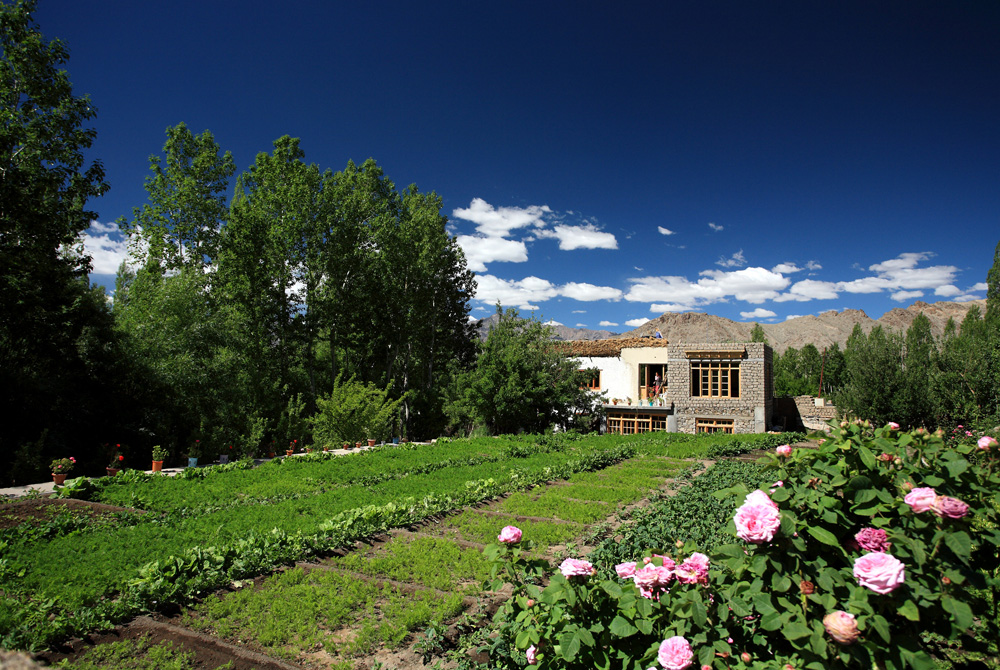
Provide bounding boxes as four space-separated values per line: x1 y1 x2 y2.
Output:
117 122 235 272
934 306 997 426
464 306 593 435
987 239 1000 324
749 323 767 343
0 0 120 482
838 324 906 424
900 313 934 427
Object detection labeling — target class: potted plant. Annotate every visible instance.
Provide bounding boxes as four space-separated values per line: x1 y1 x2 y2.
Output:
219 444 233 464
367 438 377 447
50 457 75 485
188 439 202 468
151 445 168 472
107 444 125 476
286 440 296 457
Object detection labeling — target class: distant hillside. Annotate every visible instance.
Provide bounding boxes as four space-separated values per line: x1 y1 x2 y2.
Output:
617 299 986 353
474 314 619 341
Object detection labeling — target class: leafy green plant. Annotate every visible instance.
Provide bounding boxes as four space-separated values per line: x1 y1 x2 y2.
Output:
310 373 405 445
151 445 168 462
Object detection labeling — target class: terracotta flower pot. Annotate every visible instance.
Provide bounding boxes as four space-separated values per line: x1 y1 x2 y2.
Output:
106 468 120 477
355 441 362 449
367 439 376 447
151 460 164 472
52 473 67 485
286 449 295 456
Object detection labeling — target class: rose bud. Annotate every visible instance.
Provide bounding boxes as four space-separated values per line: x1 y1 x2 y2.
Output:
526 599 535 607
941 576 951 585
799 580 815 595
823 611 859 645
741 652 752 663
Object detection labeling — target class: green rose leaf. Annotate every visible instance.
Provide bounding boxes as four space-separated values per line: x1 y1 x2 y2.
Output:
807 526 839 546
610 615 637 637
944 531 972 562
897 599 920 621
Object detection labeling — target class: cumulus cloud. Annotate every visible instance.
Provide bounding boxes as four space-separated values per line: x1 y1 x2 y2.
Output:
934 285 962 297
544 319 563 326
708 222 723 231
657 226 675 236
473 274 559 310
717 250 747 268
891 290 924 302
771 263 801 274
740 308 777 319
533 223 618 250
970 282 988 291
805 260 822 271
775 279 840 302
572 309 586 314
785 314 806 321
599 320 619 327
452 198 550 237
82 221 129 274
840 252 958 295
626 267 789 309
625 317 651 327
455 235 527 272
561 282 623 301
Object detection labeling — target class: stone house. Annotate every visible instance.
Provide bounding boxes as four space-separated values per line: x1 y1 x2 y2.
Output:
564 339 773 435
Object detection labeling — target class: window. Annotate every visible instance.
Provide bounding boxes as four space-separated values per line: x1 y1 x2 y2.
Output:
696 418 734 434
606 411 668 435
581 370 601 390
689 359 740 398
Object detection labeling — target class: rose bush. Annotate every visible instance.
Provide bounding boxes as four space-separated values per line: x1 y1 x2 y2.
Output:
487 422 1000 669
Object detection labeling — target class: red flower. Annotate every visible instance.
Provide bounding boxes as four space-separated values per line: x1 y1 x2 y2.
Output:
118 455 124 461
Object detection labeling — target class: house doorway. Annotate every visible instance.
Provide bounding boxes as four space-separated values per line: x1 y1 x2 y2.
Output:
639 363 667 400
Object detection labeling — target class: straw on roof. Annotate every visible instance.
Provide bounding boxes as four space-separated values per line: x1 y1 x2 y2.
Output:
556 337 670 357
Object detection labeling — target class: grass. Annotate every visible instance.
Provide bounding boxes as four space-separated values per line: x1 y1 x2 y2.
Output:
182 567 465 661
55 635 233 670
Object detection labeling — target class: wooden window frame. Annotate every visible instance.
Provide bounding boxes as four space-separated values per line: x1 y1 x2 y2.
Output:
696 418 734 434
581 370 601 390
689 359 741 398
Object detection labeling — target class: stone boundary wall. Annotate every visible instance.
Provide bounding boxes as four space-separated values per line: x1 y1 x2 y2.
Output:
773 395 838 431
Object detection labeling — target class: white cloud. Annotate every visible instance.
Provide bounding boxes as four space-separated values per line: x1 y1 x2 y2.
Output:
771 263 801 274
839 252 958 296
708 222 723 231
455 235 527 272
891 290 924 302
785 314 806 321
775 279 840 302
533 223 618 250
625 317 651 327
954 294 984 302
572 309 586 314
575 323 586 327
934 285 962 297
970 282 988 291
474 306 487 311
717 250 747 268
740 308 777 319
599 320 619 327
561 282 623 301
452 198 550 237
805 261 822 271
473 274 559 310
657 226 675 236
82 222 129 274
544 319 563 326
626 267 789 309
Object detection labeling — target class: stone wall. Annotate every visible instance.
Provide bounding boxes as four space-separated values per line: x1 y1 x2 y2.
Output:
773 395 838 431
666 342 772 434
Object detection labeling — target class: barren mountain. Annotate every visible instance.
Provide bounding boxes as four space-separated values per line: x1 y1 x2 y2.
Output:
616 299 986 353
474 314 618 341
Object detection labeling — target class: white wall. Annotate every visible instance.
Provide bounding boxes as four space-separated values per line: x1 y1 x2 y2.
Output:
576 356 631 401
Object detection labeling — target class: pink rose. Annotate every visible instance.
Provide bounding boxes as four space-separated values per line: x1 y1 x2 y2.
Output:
734 503 781 544
633 562 674 599
776 444 792 456
855 527 890 552
559 557 595 579
932 496 969 519
657 636 694 670
675 552 710 585
904 487 937 513
498 525 522 544
853 552 905 594
744 489 778 509
526 644 537 665
823 611 859 645
978 436 997 450
888 422 899 430
615 561 637 578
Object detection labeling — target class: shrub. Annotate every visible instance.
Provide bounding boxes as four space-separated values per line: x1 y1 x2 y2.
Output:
309 374 404 445
488 422 1000 669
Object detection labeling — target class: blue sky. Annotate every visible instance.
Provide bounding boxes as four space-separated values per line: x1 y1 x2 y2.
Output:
40 0 999 330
